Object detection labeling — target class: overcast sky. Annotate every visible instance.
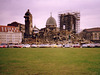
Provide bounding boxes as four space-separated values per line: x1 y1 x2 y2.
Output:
0 0 100 30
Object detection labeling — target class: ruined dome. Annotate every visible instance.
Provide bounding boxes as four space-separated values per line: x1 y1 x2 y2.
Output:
46 16 57 26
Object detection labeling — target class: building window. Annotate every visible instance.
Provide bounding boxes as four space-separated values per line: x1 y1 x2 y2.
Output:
2 27 3 31
63 25 65 29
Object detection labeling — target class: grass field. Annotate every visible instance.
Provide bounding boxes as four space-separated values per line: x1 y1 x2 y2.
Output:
0 48 100 75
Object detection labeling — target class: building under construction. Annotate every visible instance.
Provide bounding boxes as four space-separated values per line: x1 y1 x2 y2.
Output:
59 12 80 33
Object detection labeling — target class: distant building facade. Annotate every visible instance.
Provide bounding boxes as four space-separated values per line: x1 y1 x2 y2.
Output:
80 28 100 43
0 26 22 44
7 21 25 39
24 9 33 38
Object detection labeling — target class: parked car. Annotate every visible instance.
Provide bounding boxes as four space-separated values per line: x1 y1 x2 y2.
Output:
38 44 46 48
17 44 24 48
89 44 95 48
65 44 71 48
0 43 8 48
57 44 63 48
81 44 88 48
23 44 30 48
51 44 57 48
72 44 80 48
44 44 51 48
94 43 100 48
9 44 15 48
31 44 37 48
13 44 21 48
81 43 95 48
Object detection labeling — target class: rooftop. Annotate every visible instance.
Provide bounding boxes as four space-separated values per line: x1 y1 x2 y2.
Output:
0 25 20 32
84 27 100 32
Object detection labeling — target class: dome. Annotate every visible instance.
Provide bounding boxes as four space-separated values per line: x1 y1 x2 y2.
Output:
46 16 57 26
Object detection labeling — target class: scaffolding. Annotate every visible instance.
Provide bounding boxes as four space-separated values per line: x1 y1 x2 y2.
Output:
59 11 80 33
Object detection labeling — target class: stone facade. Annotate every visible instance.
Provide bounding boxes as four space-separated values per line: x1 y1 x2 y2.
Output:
7 21 25 39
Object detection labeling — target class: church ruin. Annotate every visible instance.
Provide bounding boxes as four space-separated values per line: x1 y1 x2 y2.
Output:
23 10 81 44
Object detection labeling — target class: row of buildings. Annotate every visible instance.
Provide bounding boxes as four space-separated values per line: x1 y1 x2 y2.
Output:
0 9 100 44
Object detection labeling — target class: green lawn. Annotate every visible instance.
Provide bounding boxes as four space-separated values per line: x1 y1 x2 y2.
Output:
0 48 100 75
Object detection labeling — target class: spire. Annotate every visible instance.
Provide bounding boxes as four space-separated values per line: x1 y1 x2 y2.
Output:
28 9 29 12
25 9 32 15
50 12 52 17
